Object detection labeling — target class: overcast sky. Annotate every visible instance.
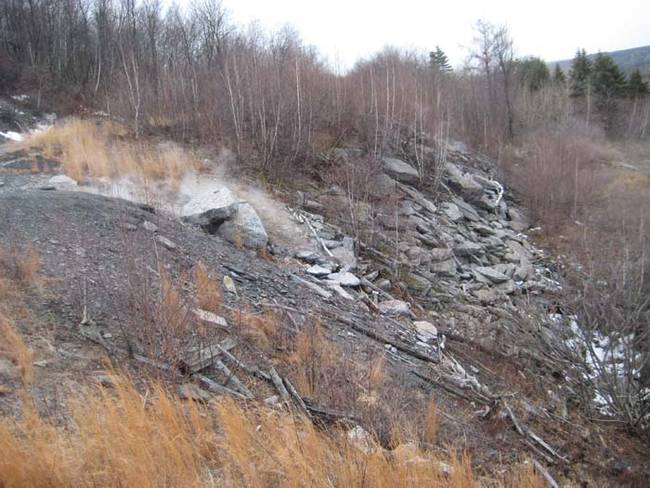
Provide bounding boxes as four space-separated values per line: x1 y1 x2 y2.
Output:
205 0 650 70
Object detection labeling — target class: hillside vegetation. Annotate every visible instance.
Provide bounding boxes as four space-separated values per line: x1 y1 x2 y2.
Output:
1 1 649 487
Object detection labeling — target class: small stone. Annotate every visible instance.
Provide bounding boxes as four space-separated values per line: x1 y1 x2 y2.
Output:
143 220 158 232
414 321 438 341
378 299 411 317
155 235 177 251
223 275 237 294
95 374 117 388
264 395 280 406
48 174 78 188
193 309 229 328
306 264 332 277
326 271 361 287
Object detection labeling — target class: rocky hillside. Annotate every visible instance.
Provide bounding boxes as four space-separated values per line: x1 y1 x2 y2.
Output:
1 97 649 485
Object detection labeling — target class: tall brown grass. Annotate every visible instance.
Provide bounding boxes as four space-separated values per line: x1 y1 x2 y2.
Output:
0 243 41 288
0 321 33 387
18 119 202 187
0 373 544 487
194 262 222 313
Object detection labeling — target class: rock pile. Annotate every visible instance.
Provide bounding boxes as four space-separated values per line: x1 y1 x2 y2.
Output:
291 146 560 317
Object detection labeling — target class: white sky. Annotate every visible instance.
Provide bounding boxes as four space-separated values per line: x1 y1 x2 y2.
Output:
186 0 650 70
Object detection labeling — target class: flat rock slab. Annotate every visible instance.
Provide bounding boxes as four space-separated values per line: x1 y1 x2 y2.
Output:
382 157 419 184
378 299 411 317
474 266 510 284
306 264 332 277
326 271 361 287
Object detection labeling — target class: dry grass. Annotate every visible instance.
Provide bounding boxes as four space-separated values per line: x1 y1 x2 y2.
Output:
0 321 33 387
0 372 544 487
18 118 203 187
194 262 222 313
230 306 283 351
289 322 361 405
0 243 40 288
422 399 441 445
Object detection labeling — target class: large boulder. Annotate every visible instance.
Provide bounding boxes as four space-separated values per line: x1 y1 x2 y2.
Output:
181 187 239 227
217 202 268 249
382 157 419 184
445 162 483 200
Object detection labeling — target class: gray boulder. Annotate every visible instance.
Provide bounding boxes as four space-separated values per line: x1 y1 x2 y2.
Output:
217 202 268 249
181 187 239 227
445 162 483 200
382 157 419 184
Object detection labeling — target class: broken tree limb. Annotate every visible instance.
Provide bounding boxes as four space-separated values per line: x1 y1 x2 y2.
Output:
504 400 567 463
329 312 439 364
531 459 559 488
303 398 359 424
213 359 253 398
302 214 334 257
195 374 248 399
503 400 524 435
412 369 491 406
283 376 312 418
290 273 333 299
269 367 291 404
216 345 272 382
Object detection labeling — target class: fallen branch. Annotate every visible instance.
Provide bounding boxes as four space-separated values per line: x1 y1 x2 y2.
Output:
412 369 491 406
531 459 559 488
330 312 439 364
195 374 249 399
269 367 291 404
213 359 253 398
283 376 312 418
290 273 332 299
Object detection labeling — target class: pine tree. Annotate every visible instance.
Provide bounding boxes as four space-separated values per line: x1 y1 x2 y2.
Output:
627 69 649 98
429 46 452 72
517 56 550 90
591 52 626 132
553 64 566 85
569 49 591 97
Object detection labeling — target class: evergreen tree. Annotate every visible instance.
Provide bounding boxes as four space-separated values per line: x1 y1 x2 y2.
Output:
553 64 566 85
516 56 550 90
429 46 452 72
591 52 627 132
569 48 592 97
591 53 626 100
627 69 649 98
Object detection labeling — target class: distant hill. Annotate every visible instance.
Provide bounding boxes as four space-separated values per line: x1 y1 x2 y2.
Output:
552 45 650 75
